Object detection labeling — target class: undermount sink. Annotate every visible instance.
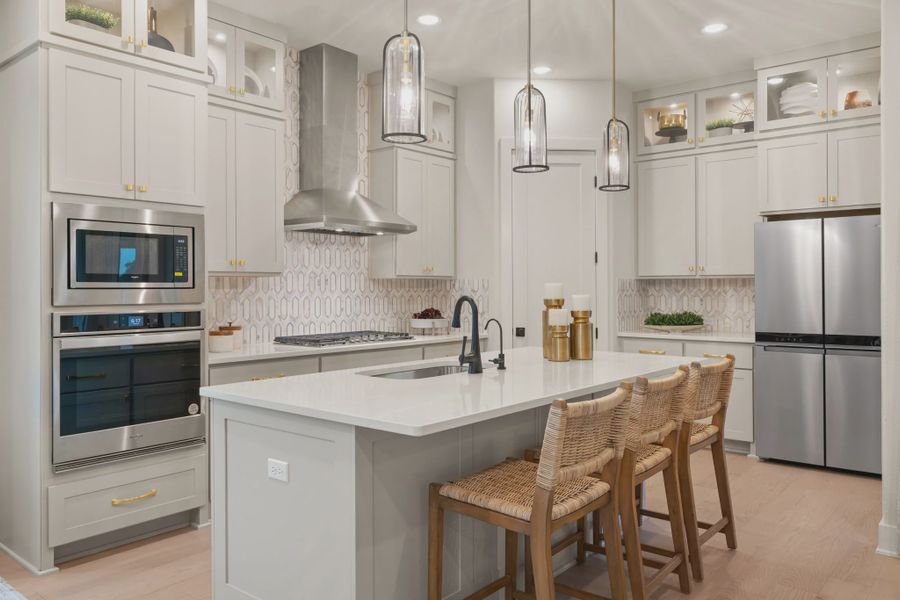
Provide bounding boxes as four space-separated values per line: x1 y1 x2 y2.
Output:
364 363 493 380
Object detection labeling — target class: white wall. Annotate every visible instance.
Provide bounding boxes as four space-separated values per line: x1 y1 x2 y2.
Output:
878 0 900 558
0 0 38 66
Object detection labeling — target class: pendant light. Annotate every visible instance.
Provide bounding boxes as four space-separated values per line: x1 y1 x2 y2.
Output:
382 0 426 144
600 0 630 191
513 0 549 173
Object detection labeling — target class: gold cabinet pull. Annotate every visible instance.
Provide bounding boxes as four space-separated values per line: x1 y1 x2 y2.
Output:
139 39 147 48
829 195 838 203
818 196 826 203
229 259 236 267
698 136 705 143
687 137 694 144
126 35 134 45
703 352 728 359
688 265 695 272
239 87 246 95
228 85 236 94
138 185 147 193
126 183 134 192
699 265 705 272
111 489 157 506
639 349 666 355
818 110 827 118
238 259 246 267
830 108 838 117
250 373 286 382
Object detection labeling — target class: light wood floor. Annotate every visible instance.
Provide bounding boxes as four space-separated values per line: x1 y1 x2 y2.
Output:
1 452 897 599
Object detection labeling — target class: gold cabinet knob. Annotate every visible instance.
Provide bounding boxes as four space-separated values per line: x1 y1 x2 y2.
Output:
126 183 134 192
138 185 147 193
699 265 705 272
229 259 236 267
818 110 827 118
818 196 826 203
228 85 236 94
698 136 705 143
688 265 695 272
239 259 246 267
239 87 246 96
829 195 838 203
140 39 147 48
830 108 838 117
125 35 134 45
687 137 694 144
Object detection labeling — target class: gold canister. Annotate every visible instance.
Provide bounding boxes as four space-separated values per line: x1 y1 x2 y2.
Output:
549 325 570 362
542 298 564 359
569 310 593 360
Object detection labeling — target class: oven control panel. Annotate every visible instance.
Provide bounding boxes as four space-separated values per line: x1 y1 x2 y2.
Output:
56 311 203 335
173 235 190 283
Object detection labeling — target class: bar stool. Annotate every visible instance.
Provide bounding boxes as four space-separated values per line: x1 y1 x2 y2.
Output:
607 365 695 600
427 385 632 600
640 355 737 582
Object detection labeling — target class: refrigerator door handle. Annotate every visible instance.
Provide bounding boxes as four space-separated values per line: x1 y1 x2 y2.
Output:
760 345 825 354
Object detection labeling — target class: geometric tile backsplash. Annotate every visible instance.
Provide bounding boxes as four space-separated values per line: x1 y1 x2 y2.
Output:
617 277 755 334
207 47 489 345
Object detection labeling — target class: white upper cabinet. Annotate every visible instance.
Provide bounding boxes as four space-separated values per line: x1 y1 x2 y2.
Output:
207 106 235 273
207 18 284 111
48 49 206 206
758 133 828 213
757 58 828 131
827 48 881 121
696 81 756 148
424 90 455 154
827 125 881 208
49 50 135 199
424 155 455 276
697 148 758 277
368 76 457 156
49 0 207 73
636 93 696 156
637 156 696 277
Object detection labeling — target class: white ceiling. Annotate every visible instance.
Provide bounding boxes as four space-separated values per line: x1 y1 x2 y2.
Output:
217 0 881 90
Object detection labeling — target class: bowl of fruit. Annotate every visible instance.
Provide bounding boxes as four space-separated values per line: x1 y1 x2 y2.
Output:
411 308 449 335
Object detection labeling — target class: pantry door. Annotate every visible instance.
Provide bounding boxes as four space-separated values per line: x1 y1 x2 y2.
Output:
508 150 598 349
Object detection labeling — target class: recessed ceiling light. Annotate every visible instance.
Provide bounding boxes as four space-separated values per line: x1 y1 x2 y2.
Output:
730 92 741 99
416 14 441 26
836 68 842 75
376 232 385 236
214 32 227 42
768 76 785 85
271 66 277 72
669 103 679 109
532 65 552 75
701 23 728 34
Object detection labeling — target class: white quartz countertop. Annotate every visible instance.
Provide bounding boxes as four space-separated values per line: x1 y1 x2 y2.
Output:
618 330 755 344
200 347 702 437
208 333 483 365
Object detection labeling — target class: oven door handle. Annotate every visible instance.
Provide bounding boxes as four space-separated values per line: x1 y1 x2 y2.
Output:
56 330 202 350
66 373 107 381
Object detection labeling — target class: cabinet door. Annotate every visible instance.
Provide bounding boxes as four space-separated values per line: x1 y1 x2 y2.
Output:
827 48 881 121
424 90 455 153
424 156 455 277
48 50 136 199
134 0 206 72
207 106 236 272
725 369 753 443
235 28 285 111
135 71 206 206
207 19 237 100
697 148 757 276
695 81 756 148
49 0 136 53
235 113 284 273
395 150 427 276
827 125 880 208
637 157 696 277
757 58 828 131
758 133 827 213
636 93 696 155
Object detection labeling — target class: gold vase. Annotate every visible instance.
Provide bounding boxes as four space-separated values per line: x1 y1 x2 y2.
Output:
549 325 570 362
542 299 564 359
570 310 593 360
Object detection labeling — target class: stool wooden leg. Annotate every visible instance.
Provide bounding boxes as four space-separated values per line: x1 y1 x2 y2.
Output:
599 502 627 600
679 435 703 581
530 489 555 600
592 510 602 547
711 438 738 549
619 453 646 600
662 457 691 594
505 529 518 598
428 484 444 600
577 517 586 564
524 536 535 594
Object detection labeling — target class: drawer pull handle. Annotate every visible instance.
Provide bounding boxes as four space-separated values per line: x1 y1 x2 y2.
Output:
111 488 157 506
639 349 666 355
250 373 287 382
66 373 106 381
703 352 728 359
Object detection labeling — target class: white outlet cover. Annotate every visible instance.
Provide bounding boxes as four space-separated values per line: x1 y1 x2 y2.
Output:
267 458 289 483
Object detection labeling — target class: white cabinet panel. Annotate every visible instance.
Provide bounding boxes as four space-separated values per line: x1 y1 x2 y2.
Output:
49 50 135 199
827 125 881 208
425 155 455 277
206 106 235 272
697 148 758 276
395 151 427 277
234 28 284 111
235 113 284 273
425 89 455 153
637 156 696 277
758 133 827 213
757 58 828 131
135 71 206 206
725 369 753 443
207 19 237 99
827 48 881 121
636 93 697 155
49 0 136 53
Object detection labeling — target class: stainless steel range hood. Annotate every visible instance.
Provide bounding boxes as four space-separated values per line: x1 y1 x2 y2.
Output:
285 44 416 236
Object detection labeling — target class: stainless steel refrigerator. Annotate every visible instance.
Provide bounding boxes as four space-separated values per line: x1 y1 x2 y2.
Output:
754 215 881 474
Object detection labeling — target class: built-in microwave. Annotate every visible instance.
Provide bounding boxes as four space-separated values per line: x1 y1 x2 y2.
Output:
53 203 204 306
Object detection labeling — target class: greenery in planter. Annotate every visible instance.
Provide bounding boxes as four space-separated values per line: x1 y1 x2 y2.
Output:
705 118 735 131
65 4 120 30
644 311 705 327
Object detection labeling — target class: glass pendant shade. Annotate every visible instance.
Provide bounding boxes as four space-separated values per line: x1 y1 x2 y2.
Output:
600 118 630 191
513 84 549 173
382 32 426 144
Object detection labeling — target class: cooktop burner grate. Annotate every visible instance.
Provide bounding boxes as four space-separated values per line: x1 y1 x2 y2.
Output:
274 330 414 347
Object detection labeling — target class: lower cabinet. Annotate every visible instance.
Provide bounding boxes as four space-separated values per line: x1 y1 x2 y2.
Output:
209 356 319 385
207 105 285 273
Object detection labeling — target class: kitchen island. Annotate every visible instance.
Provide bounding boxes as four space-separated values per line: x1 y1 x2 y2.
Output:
201 347 697 599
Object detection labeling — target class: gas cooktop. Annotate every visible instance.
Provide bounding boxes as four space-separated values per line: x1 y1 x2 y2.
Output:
274 331 414 348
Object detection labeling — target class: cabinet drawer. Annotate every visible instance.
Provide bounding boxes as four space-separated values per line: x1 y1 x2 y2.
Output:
208 357 319 385
320 347 423 372
423 342 463 359
48 453 207 547
683 341 753 369
724 369 753 443
620 339 684 356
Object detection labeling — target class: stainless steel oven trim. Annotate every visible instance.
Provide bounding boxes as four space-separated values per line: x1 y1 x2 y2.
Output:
67 219 195 290
53 202 205 307
52 310 205 337
52 329 205 466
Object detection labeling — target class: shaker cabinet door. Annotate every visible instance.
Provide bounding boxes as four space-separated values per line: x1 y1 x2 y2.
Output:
133 0 207 72
49 0 136 54
827 125 881 208
425 156 455 277
758 133 827 213
207 106 236 272
135 71 206 206
49 50 136 200
637 156 696 277
394 150 427 277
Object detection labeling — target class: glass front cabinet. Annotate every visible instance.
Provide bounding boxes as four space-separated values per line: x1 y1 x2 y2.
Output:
207 18 284 111
696 81 756 147
636 93 696 156
50 0 206 72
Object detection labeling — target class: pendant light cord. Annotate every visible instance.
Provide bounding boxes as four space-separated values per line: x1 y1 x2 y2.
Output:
527 0 532 88
403 0 408 33
611 0 616 120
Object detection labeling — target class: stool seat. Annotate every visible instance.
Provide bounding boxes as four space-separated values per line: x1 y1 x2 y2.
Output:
439 458 611 521
689 422 719 446
634 445 671 475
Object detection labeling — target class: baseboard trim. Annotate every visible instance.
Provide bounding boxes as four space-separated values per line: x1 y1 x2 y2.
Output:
0 541 57 577
876 520 900 558
190 520 211 530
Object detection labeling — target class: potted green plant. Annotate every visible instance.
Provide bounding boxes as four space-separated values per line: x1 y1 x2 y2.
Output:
643 311 705 333
65 5 120 31
705 118 735 138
